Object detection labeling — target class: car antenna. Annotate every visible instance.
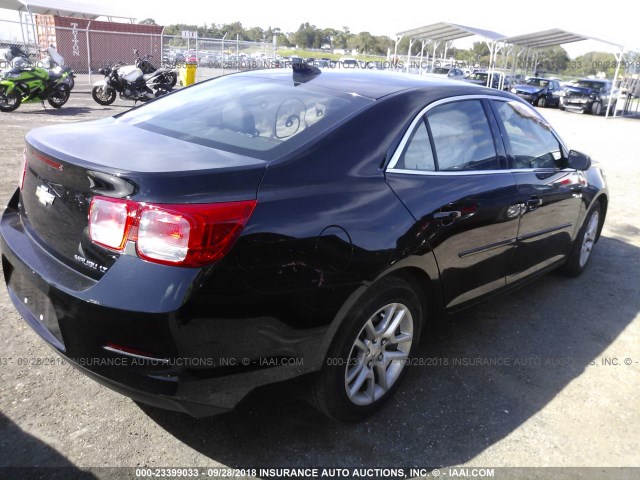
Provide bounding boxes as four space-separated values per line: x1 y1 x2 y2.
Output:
292 61 321 85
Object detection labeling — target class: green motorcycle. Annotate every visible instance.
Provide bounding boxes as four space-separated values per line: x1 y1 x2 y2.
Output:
0 48 71 112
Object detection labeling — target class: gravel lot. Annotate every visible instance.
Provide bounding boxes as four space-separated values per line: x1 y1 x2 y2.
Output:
0 77 638 478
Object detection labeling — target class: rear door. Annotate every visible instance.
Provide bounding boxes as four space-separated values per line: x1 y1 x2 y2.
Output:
489 99 583 283
386 97 521 309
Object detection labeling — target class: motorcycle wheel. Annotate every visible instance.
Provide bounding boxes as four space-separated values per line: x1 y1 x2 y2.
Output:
168 72 177 88
47 84 70 109
92 85 116 105
0 86 21 112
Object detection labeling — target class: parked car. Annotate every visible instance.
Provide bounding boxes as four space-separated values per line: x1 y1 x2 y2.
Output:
424 66 465 80
340 58 360 68
313 59 330 69
511 77 562 107
560 79 614 115
1 68 607 421
464 71 511 90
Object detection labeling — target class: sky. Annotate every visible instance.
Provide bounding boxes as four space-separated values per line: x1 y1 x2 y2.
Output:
1 0 639 57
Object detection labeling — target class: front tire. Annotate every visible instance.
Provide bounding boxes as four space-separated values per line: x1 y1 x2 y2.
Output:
537 96 547 108
311 275 423 421
560 202 602 277
92 85 116 105
0 86 21 112
591 101 602 115
47 84 70 108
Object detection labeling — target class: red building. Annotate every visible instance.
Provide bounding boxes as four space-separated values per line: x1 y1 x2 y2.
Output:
35 15 164 73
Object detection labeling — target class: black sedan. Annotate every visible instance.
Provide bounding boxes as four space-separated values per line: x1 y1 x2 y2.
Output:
511 77 561 107
1 67 608 421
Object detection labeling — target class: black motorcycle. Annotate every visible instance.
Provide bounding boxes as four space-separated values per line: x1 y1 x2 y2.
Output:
91 59 172 106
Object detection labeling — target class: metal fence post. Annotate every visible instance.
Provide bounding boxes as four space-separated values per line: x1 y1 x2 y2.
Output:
160 26 165 66
86 21 92 81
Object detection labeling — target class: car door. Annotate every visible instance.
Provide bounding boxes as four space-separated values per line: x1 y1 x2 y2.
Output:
549 80 561 104
386 97 521 309
490 99 584 283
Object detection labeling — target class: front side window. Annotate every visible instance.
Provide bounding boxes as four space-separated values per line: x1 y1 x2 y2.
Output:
493 100 563 169
394 99 499 172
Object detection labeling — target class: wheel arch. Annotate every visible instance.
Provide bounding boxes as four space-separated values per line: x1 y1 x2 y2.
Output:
311 263 442 372
593 193 608 242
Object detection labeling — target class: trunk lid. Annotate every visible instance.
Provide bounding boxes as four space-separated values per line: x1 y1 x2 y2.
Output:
21 119 266 279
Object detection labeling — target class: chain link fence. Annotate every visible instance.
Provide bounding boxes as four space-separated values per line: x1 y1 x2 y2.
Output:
0 18 275 83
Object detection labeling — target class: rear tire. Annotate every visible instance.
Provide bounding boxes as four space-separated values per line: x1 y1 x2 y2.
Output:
47 84 70 108
560 202 602 277
0 86 21 112
92 85 116 105
311 275 423 421
168 72 177 88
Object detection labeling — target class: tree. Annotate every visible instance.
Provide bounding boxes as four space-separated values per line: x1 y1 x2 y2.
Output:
138 18 157 25
570 51 618 78
292 22 322 49
535 46 570 73
348 32 376 54
220 22 247 40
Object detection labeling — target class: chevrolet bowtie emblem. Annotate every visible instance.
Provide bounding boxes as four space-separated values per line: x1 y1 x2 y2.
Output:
35 185 55 206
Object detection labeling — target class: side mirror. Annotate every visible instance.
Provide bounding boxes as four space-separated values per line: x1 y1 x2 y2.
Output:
567 150 591 171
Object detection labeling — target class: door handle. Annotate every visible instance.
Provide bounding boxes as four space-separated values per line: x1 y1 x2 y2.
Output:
525 197 543 210
434 210 461 226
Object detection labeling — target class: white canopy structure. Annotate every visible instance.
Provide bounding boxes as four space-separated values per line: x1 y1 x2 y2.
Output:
396 22 636 118
0 0 133 20
502 29 628 117
0 0 135 47
395 22 506 88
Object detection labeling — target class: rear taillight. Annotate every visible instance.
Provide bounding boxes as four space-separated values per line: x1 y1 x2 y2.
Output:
88 197 138 251
19 149 27 190
88 196 256 267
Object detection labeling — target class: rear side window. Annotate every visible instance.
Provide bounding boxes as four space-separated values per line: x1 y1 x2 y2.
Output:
117 76 371 160
427 100 499 171
493 100 563 169
398 119 435 171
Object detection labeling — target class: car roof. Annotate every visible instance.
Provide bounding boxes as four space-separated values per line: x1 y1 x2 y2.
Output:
235 69 494 100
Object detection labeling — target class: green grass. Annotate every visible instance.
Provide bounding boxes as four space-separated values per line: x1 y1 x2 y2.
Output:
277 48 387 63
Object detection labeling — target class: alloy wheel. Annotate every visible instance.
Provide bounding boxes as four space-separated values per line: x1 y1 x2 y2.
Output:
579 210 599 268
345 302 413 406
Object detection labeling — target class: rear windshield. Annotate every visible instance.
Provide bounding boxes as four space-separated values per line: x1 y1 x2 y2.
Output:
117 75 372 160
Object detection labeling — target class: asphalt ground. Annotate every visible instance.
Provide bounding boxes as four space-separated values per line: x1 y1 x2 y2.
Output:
0 75 638 479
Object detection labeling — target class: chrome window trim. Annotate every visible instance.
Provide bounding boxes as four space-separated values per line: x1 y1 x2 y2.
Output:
387 168 510 176
385 94 570 175
387 167 571 177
